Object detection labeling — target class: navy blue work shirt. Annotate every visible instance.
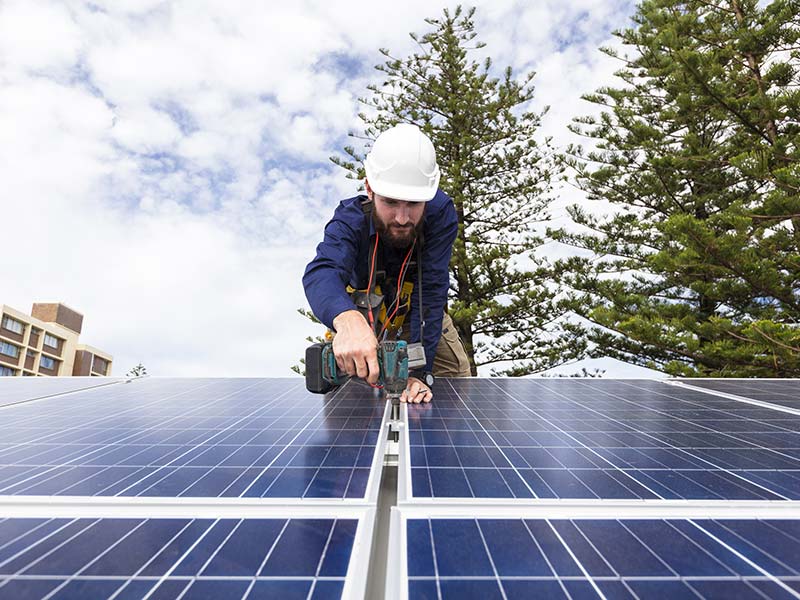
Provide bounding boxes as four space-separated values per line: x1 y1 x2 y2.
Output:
303 190 458 372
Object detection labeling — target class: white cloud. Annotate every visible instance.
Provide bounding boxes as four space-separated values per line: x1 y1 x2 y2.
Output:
0 0 83 75
1 0 644 377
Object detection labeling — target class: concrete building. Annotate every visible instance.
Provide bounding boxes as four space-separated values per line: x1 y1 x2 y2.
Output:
0 303 113 377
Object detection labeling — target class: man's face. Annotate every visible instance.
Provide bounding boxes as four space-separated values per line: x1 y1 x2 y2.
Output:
372 194 426 248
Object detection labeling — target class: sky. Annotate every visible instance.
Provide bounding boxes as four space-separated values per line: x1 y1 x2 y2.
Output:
0 0 664 378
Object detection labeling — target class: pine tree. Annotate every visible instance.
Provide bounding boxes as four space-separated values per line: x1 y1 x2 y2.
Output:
332 6 570 375
555 0 800 376
125 363 147 378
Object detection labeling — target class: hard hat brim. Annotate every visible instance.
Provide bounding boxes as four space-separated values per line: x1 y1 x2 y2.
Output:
364 167 440 202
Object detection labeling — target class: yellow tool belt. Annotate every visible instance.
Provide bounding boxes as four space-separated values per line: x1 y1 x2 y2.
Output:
346 282 415 334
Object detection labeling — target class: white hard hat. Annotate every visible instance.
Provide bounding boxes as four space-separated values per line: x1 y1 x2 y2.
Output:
364 124 440 202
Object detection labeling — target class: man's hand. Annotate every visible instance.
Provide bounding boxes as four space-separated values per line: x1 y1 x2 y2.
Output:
332 310 380 384
400 376 432 404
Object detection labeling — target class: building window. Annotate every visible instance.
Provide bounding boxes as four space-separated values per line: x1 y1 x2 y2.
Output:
40 356 55 370
43 333 59 348
1 316 24 335
0 365 15 376
0 341 20 358
93 357 108 373
27 349 37 358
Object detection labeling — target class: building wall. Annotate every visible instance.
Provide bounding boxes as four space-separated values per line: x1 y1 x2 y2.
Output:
0 304 113 377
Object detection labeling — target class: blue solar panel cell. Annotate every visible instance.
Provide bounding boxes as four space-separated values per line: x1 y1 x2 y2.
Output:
405 379 800 500
0 378 385 500
0 517 358 599
405 517 800 600
680 379 800 410
0 378 122 408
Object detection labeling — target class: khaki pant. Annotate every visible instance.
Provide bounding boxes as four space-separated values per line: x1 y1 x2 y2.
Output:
402 312 472 377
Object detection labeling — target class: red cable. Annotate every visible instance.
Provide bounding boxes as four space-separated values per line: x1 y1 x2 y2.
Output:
367 233 380 330
380 239 416 338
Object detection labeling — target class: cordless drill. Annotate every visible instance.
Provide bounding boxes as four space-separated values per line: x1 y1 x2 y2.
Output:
305 340 425 398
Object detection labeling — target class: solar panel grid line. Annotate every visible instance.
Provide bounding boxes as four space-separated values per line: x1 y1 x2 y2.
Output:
615 520 679 576
541 519 608 600
478 380 667 500
27 519 153 600
688 520 800 599
0 380 304 498
0 379 260 469
426 509 442 600
401 378 800 502
711 519 800 577
0 381 300 459
0 378 126 410
518 520 573 599
195 518 248 577
236 383 389 503
0 378 234 424
397 394 543 504
0 517 90 576
307 518 349 600
401 380 660 503
671 380 800 417
473 518 510 600
389 509 800 600
0 378 382 599
13 379 291 444
630 384 795 433
314 518 338 580
488 379 795 502
0 518 60 561
138 517 219 600
576 380 799 500
612 380 800 438
439 382 544 499
106 518 198 600
235 385 349 499
0 378 389 502
0 510 376 600
420 418 485 501
744 520 800 573
1 381 302 498
675 377 800 401
118 382 320 499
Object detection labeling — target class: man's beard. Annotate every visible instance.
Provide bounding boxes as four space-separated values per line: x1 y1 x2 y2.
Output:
373 213 423 248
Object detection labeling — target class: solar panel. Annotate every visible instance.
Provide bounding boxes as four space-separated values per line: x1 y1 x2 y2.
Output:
392 512 800 600
0 377 123 408
400 379 800 501
3 375 799 600
679 379 800 411
0 378 388 501
0 510 373 600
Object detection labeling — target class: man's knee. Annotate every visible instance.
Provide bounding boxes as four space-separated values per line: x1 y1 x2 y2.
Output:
432 314 472 377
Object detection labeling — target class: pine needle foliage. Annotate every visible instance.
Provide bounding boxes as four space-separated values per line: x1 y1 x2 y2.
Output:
555 0 800 376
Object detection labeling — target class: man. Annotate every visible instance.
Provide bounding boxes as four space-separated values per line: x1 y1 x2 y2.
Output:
303 124 471 403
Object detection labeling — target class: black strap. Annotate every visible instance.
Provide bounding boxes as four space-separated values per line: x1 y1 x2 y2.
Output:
360 196 373 217
417 242 424 345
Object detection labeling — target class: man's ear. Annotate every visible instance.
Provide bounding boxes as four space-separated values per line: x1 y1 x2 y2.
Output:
364 179 373 201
